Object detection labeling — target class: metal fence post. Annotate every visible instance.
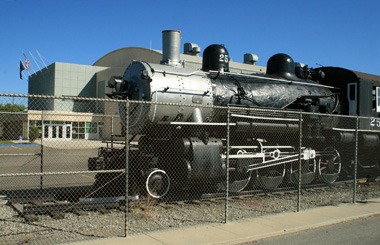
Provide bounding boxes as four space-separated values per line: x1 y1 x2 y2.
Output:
111 115 114 136
353 117 359 203
124 99 130 237
297 111 303 212
40 109 44 189
225 105 230 223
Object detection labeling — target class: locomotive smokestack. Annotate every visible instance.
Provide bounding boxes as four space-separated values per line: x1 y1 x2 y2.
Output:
161 30 181 67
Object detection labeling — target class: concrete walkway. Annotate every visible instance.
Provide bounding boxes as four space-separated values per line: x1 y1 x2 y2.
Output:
72 198 380 245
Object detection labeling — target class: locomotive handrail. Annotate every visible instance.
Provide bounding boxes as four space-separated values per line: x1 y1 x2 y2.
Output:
152 88 209 95
151 68 336 90
153 69 207 77
209 71 336 89
333 127 380 133
231 114 300 122
154 70 336 89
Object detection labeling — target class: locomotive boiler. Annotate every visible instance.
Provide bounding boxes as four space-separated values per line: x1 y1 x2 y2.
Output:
89 30 380 199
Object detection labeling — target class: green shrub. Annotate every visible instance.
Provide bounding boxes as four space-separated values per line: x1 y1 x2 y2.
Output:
29 125 39 142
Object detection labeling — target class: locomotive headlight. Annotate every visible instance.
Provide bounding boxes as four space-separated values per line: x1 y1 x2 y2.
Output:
108 76 123 92
141 69 149 79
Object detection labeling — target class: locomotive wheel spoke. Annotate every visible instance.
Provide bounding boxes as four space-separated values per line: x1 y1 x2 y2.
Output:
318 147 341 184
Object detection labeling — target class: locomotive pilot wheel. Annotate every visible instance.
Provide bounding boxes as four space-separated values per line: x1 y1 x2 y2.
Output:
146 169 170 199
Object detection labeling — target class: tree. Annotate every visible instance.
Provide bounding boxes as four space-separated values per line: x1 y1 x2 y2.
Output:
0 103 26 112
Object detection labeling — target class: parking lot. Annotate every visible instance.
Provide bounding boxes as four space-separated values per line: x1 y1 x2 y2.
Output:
0 141 106 190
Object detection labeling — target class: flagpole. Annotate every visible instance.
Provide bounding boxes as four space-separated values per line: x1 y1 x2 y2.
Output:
36 49 48 69
28 51 42 72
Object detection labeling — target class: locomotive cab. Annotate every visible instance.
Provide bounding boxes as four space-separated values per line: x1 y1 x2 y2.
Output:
314 67 380 173
315 67 380 130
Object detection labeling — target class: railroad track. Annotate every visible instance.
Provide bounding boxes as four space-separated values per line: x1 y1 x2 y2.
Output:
6 180 354 221
200 180 353 200
10 197 124 221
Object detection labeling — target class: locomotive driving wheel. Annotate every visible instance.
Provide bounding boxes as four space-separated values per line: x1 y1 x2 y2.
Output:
289 158 316 185
255 166 286 189
317 147 341 184
254 149 286 189
219 149 252 193
145 169 170 198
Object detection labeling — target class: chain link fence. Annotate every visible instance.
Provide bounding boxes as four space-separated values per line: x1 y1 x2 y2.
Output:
0 94 379 244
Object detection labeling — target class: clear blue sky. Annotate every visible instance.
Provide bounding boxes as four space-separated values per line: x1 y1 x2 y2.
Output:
1 0 379 94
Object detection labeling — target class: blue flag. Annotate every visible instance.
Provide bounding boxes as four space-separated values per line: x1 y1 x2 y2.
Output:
19 60 25 79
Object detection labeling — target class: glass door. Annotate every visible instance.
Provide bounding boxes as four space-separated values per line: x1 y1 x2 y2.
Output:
43 124 72 139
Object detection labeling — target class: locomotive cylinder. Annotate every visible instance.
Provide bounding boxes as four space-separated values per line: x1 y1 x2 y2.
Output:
361 134 380 147
332 132 356 143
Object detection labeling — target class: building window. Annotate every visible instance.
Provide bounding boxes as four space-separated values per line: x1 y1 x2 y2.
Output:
72 121 86 139
86 122 98 134
29 120 100 140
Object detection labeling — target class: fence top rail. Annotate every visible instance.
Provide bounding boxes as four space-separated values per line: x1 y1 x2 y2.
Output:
0 93 126 103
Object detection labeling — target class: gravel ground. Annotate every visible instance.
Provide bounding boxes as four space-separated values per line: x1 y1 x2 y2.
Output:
0 182 379 245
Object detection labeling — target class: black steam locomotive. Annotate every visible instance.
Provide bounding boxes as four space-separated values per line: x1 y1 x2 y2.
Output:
89 30 380 199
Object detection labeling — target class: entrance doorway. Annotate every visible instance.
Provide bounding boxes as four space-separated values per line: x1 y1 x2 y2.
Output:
43 124 72 140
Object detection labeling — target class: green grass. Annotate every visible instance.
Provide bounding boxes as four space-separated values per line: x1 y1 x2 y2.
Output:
0 140 37 145
0 140 14 144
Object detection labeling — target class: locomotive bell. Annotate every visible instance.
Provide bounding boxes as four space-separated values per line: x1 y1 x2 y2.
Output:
202 44 230 72
266 53 298 80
